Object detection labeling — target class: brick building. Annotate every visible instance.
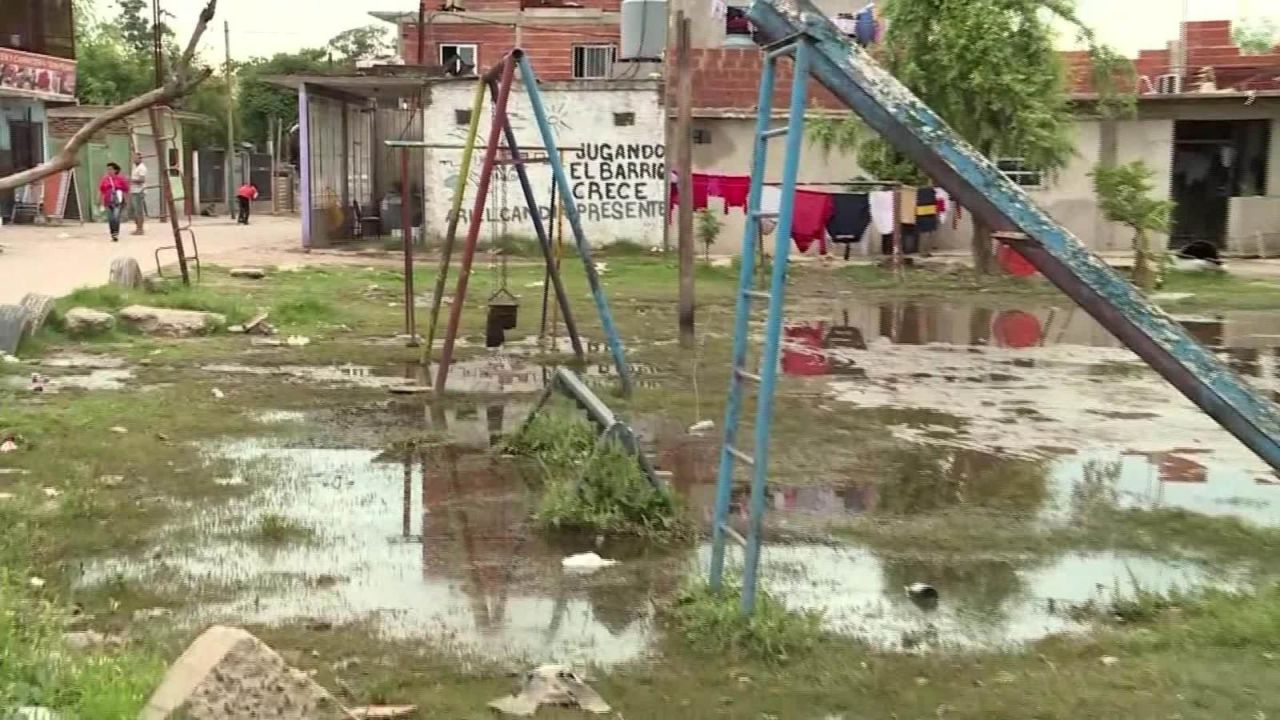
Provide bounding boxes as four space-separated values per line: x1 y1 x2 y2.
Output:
371 1 626 80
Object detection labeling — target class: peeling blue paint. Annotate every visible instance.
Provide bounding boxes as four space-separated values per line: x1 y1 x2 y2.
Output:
747 0 1280 469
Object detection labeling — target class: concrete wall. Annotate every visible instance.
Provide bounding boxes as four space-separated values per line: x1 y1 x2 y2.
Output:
423 79 665 246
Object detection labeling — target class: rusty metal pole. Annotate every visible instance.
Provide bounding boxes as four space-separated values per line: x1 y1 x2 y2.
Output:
149 108 190 285
401 148 418 345
436 56 518 393
675 13 695 348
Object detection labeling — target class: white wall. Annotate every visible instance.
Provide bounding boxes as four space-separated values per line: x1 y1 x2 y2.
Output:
422 80 666 247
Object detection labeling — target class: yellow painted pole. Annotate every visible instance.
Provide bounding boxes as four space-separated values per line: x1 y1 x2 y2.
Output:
423 79 488 365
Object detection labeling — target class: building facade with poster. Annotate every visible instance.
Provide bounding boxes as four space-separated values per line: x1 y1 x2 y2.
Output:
0 0 77 219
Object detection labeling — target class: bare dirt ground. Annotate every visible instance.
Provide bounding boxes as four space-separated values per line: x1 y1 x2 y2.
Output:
0 216 397 304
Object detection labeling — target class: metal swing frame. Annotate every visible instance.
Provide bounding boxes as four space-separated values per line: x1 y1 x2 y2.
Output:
418 49 635 397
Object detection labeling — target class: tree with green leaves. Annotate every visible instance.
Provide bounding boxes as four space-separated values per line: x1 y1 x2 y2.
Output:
236 49 330 145
326 25 394 65
1090 161 1174 293
809 0 1133 274
1233 19 1278 55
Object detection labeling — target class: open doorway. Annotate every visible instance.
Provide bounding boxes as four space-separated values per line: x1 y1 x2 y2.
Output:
1169 119 1271 248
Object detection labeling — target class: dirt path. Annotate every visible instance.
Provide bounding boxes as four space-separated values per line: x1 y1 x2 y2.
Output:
0 216 395 304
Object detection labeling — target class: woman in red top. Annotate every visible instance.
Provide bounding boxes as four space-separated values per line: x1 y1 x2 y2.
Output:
98 163 129 242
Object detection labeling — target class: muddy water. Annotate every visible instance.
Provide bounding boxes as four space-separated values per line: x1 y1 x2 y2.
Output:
79 431 1240 662
777 300 1280 524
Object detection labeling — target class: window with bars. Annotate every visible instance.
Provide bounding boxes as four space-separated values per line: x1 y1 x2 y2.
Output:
572 45 616 79
995 158 1046 189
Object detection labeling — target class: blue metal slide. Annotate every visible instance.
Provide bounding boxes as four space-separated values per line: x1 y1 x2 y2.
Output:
747 0 1280 470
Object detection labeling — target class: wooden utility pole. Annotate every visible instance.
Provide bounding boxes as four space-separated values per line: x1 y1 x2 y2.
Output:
675 12 695 348
224 20 236 220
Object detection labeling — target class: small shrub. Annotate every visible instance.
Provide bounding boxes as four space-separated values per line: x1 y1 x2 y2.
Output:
507 407 691 539
667 580 824 663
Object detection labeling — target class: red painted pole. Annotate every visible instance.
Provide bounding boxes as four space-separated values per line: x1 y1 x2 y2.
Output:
435 55 517 393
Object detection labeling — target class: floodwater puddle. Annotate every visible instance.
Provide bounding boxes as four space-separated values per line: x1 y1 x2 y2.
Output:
777 300 1280 516
77 431 1249 663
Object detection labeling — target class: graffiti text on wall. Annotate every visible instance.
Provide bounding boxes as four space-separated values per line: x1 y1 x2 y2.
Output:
452 142 667 225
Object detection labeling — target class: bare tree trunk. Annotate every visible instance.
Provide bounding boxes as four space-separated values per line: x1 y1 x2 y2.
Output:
0 1 219 193
972 216 995 276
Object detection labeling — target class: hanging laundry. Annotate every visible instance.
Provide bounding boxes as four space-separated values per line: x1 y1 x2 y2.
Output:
869 190 896 235
916 187 939 233
833 13 858 37
718 176 751 213
792 190 834 254
897 186 917 225
758 185 782 235
854 3 878 47
936 187 952 226
669 173 711 212
826 193 870 259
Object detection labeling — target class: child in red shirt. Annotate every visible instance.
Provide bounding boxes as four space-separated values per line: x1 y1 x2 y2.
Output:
98 163 129 242
236 183 259 225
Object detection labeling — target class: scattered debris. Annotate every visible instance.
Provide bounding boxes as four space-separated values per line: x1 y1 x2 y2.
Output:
30 373 45 392
1 353 19 363
139 625 352 720
29 576 46 589
214 476 247 487
348 706 417 719
108 257 143 289
906 583 939 609
0 437 18 453
64 307 116 335
133 607 172 621
594 262 608 275
1100 656 1119 667
0 468 27 475
42 487 60 498
489 665 611 716
388 385 431 395
230 313 276 336
118 306 226 338
211 388 225 400
286 335 311 347
63 629 116 650
688 419 716 434
0 492 14 501
562 552 619 573
110 426 129 434
229 267 268 279
98 475 125 487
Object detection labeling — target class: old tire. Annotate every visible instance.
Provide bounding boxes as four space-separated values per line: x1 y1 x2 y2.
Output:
19 293 55 335
108 257 143 289
0 305 30 355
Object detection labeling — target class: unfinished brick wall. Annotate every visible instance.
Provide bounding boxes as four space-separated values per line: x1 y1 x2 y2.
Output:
677 48 844 113
47 116 130 139
399 14 620 80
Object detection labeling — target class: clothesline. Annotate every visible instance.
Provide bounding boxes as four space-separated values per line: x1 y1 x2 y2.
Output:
671 171 962 259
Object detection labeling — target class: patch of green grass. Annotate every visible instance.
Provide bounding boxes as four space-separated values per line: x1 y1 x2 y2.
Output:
665 580 824 663
249 513 317 545
507 407 692 539
1156 270 1280 311
0 570 165 718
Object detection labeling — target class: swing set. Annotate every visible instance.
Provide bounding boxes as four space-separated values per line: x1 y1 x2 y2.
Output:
409 49 634 396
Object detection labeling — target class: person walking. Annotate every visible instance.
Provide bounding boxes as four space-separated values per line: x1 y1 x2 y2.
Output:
236 182 259 225
129 152 148 235
97 163 129 242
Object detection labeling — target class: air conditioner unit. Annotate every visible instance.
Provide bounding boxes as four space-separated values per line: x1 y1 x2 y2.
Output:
1155 73 1183 94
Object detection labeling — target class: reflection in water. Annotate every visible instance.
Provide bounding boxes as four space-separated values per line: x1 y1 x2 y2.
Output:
73 436 1250 661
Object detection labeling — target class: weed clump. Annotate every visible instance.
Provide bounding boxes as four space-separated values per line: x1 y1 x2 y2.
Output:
506 407 691 539
249 513 317 545
667 580 824 663
0 570 164 715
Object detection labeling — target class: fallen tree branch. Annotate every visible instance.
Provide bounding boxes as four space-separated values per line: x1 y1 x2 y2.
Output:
0 0 219 194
